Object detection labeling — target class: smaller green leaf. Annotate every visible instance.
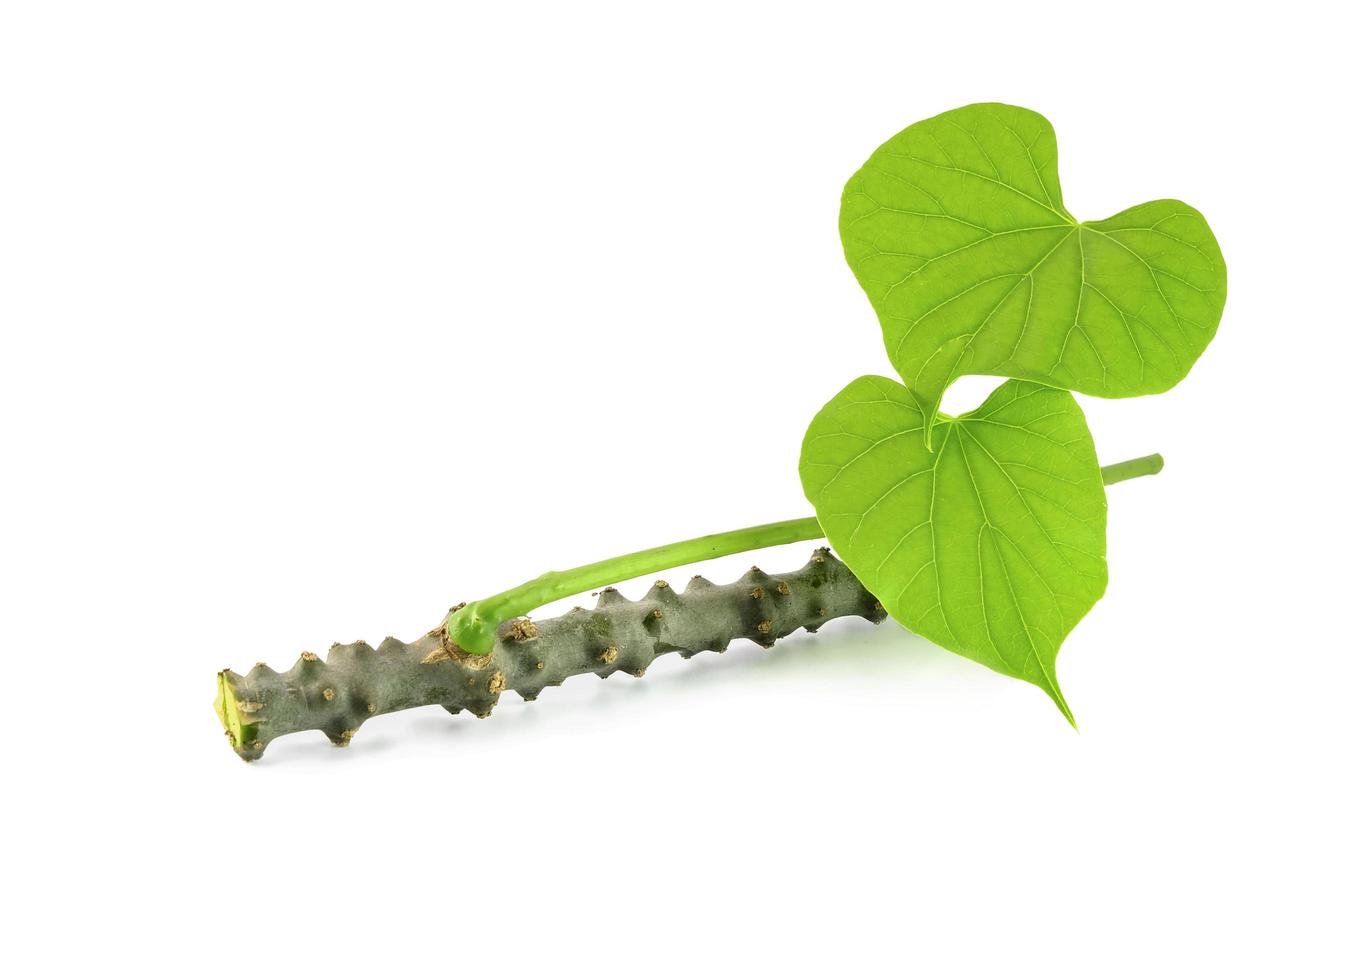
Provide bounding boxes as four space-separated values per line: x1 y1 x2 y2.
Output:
800 376 1107 720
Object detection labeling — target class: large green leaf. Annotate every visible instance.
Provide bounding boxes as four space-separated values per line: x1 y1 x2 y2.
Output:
840 103 1226 433
800 375 1107 720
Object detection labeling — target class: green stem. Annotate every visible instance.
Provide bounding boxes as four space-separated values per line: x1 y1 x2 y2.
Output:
448 517 822 653
1100 452 1164 485
448 452 1164 653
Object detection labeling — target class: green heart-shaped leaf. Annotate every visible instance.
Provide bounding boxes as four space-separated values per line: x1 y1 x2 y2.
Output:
840 103 1226 433
800 375 1107 720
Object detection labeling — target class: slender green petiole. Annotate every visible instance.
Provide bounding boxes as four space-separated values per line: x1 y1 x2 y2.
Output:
446 517 823 653
447 452 1165 653
1100 452 1164 485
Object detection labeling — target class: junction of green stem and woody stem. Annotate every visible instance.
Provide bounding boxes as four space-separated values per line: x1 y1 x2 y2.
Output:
445 452 1165 655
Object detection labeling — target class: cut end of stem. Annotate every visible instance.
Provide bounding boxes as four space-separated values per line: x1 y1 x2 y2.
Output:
215 671 244 749
1099 452 1164 486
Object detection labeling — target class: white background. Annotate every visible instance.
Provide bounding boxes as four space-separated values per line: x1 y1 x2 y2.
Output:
3 2 1347 976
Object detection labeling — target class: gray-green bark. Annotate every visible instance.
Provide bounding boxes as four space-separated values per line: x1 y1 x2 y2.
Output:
215 548 884 761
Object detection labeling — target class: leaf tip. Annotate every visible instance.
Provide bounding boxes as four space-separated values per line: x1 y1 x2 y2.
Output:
1045 681 1077 730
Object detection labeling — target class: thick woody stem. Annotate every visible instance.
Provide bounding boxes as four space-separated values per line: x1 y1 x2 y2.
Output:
214 548 883 762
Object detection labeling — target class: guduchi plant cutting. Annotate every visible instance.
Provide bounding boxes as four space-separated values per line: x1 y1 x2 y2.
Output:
216 103 1225 761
